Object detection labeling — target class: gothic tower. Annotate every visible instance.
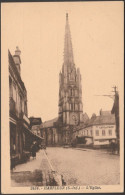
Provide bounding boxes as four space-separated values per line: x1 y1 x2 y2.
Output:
58 13 83 127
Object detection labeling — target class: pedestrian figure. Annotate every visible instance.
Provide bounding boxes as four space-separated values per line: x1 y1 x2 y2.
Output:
31 141 37 159
11 143 16 171
13 143 16 154
110 139 117 154
116 139 120 155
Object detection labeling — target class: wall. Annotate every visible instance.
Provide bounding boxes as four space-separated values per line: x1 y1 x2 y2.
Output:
78 126 93 137
41 127 63 146
93 125 116 141
72 124 116 146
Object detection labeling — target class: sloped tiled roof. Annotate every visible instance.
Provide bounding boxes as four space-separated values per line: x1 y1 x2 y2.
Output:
82 113 89 123
100 110 111 116
88 114 115 126
41 117 58 128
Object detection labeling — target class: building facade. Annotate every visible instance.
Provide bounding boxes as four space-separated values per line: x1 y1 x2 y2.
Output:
9 47 30 166
73 110 116 147
41 118 60 146
9 47 43 168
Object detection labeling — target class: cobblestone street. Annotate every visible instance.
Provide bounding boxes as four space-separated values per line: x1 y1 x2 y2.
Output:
45 147 120 185
11 147 120 186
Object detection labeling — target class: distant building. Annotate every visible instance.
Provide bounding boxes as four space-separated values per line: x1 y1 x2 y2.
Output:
29 117 42 136
82 113 89 123
41 118 59 146
100 109 111 116
73 110 116 147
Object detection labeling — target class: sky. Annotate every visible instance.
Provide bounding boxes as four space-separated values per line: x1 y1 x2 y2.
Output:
2 2 124 122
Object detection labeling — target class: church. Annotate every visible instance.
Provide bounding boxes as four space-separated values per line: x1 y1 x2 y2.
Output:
41 14 84 145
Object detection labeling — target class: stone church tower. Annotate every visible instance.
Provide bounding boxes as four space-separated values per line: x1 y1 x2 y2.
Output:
58 13 83 130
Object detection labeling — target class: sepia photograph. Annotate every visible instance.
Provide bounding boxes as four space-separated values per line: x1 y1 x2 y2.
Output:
1 1 124 193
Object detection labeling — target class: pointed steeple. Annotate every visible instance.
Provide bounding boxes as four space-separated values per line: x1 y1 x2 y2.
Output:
58 14 83 128
64 13 74 66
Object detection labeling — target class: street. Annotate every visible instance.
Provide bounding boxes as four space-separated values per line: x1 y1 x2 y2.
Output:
11 147 120 186
46 147 120 185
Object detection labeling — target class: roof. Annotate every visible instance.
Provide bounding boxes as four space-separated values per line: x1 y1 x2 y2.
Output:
41 117 58 128
100 110 111 116
82 113 89 123
88 114 115 126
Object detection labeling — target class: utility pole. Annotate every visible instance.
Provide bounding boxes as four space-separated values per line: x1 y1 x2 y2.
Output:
111 86 119 154
95 86 120 154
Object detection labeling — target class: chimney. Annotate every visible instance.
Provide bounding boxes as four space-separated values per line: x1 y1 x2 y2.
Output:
13 46 21 74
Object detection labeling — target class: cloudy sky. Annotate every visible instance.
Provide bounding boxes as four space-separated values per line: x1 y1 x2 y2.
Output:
2 2 123 122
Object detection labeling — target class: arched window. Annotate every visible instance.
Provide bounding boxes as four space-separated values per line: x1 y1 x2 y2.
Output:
69 103 71 110
75 104 78 111
71 89 73 96
9 77 13 98
61 90 64 97
75 89 78 96
13 81 16 102
69 88 72 96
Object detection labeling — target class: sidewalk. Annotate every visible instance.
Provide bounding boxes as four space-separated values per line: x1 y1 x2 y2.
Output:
11 149 63 186
11 150 52 186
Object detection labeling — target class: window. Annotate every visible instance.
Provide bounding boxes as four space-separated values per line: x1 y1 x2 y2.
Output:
109 130 112 136
9 77 13 98
61 90 64 97
23 133 25 148
24 101 27 115
22 100 24 112
13 82 16 101
19 94 22 113
75 103 78 111
75 89 78 96
71 104 74 111
72 89 74 96
102 130 105 136
96 130 99 136
69 88 75 96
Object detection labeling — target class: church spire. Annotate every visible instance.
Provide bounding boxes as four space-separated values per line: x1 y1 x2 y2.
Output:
64 13 74 65
59 14 83 128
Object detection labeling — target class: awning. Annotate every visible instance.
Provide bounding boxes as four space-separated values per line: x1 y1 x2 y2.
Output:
77 135 93 138
23 123 44 141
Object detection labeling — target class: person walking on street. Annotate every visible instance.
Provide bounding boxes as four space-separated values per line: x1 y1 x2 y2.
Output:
31 141 37 159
